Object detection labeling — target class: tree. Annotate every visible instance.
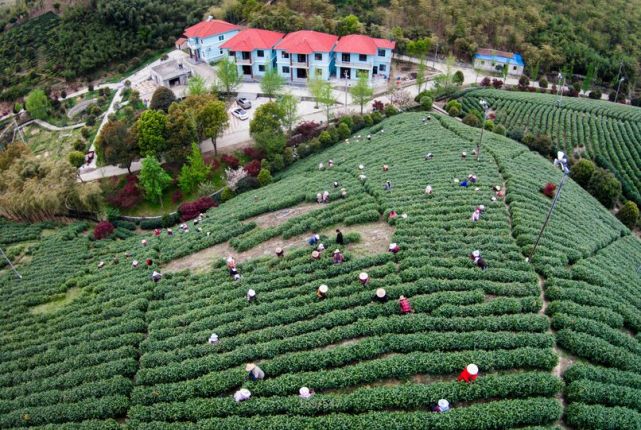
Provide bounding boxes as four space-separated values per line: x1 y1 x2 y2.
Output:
588 168 622 208
68 151 85 168
582 63 597 94
166 102 197 164
197 100 228 155
316 81 335 122
617 201 639 229
453 70 465 85
149 86 176 112
187 75 207 96
216 58 242 98
415 61 426 93
419 96 433 111
139 156 172 209
462 112 481 127
278 94 298 133
308 69 325 109
97 120 138 173
518 75 530 90
250 101 285 135
570 159 596 187
501 64 509 81
135 110 167 157
260 66 285 99
350 72 374 114
253 130 286 161
178 143 211 194
336 14 363 36
257 168 272 186
25 89 50 120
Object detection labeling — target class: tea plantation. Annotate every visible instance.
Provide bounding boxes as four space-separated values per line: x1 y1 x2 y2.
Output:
456 88 641 206
1 113 640 429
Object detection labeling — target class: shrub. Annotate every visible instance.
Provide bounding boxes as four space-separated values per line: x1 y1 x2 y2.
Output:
518 75 530 90
197 181 219 197
384 104 398 116
220 187 234 202
588 89 602 99
362 114 373 127
462 113 481 128
541 182 557 198
588 168 622 208
338 115 353 130
484 119 494 131
271 153 285 171
178 196 216 221
67 151 85 168
631 97 641 107
448 106 460 117
243 159 261 177
538 78 548 89
319 131 333 147
292 121 322 140
372 100 384 112
13 102 23 113
480 77 491 87
172 190 183 204
494 124 506 135
453 70 464 85
106 175 143 209
419 96 433 111
351 115 365 131
507 128 523 142
337 123 351 140
371 111 383 123
608 90 625 103
244 147 264 161
85 115 96 126
570 159 596 187
617 201 639 228
491 78 503 89
235 176 260 193
93 221 114 240
257 168 272 186
414 90 432 103
221 154 239 169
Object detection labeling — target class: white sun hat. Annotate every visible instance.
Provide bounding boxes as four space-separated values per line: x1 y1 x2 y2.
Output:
299 387 310 396
454 178 459 183
319 284 329 293
438 399 449 409
479 205 485 211
334 249 341 254
227 256 234 263
240 388 251 397
358 164 365 170
315 234 320 240
472 250 480 258
467 364 479 375
276 247 283 254
389 243 397 250
376 288 386 298
359 272 369 282
247 289 256 297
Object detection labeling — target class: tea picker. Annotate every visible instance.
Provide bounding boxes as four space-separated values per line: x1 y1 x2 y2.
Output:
398 295 413 314
333 249 344 264
458 364 479 383
374 288 388 303
469 250 488 270
234 388 251 402
246 363 265 381
317 284 329 299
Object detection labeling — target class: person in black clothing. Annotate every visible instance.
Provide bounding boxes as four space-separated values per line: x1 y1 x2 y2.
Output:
335 229 344 245
374 288 388 303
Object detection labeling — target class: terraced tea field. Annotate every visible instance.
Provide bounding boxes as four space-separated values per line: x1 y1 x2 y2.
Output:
1 113 640 429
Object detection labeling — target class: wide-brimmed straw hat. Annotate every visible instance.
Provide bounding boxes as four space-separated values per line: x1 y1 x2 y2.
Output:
319 284 329 293
359 272 368 281
245 363 256 371
438 399 449 408
311 251 320 258
299 387 310 396
472 250 480 258
247 289 256 297
376 288 386 298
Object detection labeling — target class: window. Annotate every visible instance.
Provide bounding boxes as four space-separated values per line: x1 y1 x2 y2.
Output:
283 66 290 73
342 53 350 62
359 54 367 62
379 64 386 72
219 49 223 55
378 49 385 57
257 50 264 57
297 54 306 63
315 53 322 61
229 51 235 57
258 65 265 72
282 52 289 59
218 35 224 41
513 66 517 70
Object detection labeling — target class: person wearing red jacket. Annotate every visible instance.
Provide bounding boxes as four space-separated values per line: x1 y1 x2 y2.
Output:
399 295 412 314
458 364 479 383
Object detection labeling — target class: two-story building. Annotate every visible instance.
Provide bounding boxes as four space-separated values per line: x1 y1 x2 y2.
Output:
273 30 338 82
221 28 284 80
333 34 395 82
183 18 240 64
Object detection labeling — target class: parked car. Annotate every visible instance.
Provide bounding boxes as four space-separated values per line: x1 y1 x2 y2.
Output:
236 97 252 109
232 108 249 120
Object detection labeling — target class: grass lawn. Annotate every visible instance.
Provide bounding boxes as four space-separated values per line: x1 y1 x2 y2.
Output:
21 125 83 160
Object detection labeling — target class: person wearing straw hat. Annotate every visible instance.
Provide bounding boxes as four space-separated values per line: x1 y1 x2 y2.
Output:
384 180 392 191
335 229 344 245
328 160 334 168
459 178 469 188
367 134 372 141
471 208 481 222
495 185 505 199
424 152 433 160
230 266 239 277
154 228 161 237
234 388 251 402
388 210 398 219
398 295 413 314
247 289 256 302
461 151 467 160
98 261 105 269
383 164 389 171
227 256 236 270
359 272 369 285
341 188 348 198
319 162 324 170
425 185 433 195
359 174 367 182
358 164 365 170
333 249 344 264
432 399 450 413
322 190 330 203
311 250 321 260
299 387 315 399
317 284 329 299
208 333 219 345
317 243 326 252
132 260 139 268
141 239 148 247
374 288 388 303
458 364 479 383
468 174 478 184
469 250 488 270
275 247 284 258
333 181 340 188
246 363 265 381
167 228 174 236
308 234 320 246
316 192 323 204
151 271 162 283
388 243 400 254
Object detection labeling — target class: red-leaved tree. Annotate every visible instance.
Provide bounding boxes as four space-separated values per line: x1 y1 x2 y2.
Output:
243 159 261 177
94 221 114 240
178 196 217 221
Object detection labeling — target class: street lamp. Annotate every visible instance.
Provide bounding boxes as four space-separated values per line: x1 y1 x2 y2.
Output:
476 99 489 162
556 72 564 107
615 77 625 104
526 151 570 263
0 246 22 280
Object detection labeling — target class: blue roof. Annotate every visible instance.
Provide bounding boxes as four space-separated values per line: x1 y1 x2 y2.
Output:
474 52 524 67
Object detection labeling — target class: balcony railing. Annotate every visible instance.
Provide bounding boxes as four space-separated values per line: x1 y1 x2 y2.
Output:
336 59 372 68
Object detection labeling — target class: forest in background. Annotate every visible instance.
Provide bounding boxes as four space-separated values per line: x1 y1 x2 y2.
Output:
1 0 641 102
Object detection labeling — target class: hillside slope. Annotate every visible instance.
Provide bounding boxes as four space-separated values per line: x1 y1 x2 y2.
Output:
1 113 640 429
458 88 641 205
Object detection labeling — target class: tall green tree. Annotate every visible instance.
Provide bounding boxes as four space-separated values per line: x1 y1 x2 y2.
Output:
308 68 325 109
97 120 138 173
317 82 335 122
216 58 242 98
278 94 298 133
416 62 426 93
187 75 207 96
582 63 597 93
336 14 363 36
166 102 198 164
25 89 50 120
260 66 285 99
350 71 374 114
250 101 285 135
197 100 228 155
139 156 172 209
149 86 176 112
135 110 167 157
178 143 211 194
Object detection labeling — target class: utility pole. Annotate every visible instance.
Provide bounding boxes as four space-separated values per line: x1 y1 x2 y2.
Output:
615 77 625 103
476 99 489 162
